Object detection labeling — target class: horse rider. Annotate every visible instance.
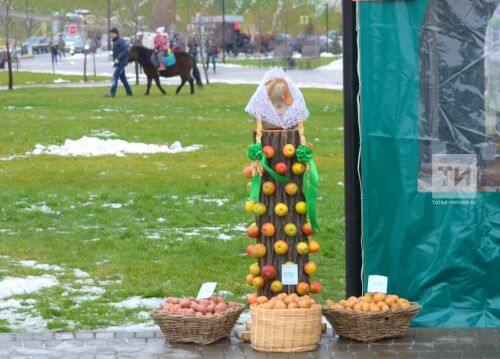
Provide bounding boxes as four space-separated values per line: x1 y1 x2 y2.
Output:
154 27 169 70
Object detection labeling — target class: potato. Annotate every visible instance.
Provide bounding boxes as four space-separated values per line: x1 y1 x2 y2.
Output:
326 299 335 307
380 303 390 312
277 293 287 300
347 296 358 302
215 302 227 313
205 312 213 317
359 295 371 303
180 300 191 309
257 296 268 304
274 301 287 310
373 293 386 303
298 299 311 309
185 308 195 315
353 303 362 312
288 302 299 309
384 296 396 306
195 311 204 317
369 303 380 312
206 303 215 313
361 302 370 312
344 299 356 309
339 300 347 307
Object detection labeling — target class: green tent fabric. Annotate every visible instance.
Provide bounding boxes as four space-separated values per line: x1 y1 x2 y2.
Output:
358 1 500 327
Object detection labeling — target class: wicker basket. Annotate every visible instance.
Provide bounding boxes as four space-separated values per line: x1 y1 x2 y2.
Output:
250 304 322 352
151 303 244 345
322 302 421 343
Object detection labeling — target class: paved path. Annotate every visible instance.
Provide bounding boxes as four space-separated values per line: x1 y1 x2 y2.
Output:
0 328 498 358
7 52 343 90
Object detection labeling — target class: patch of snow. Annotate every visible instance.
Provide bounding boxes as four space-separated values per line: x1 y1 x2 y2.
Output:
337 182 344 187
53 78 69 83
111 296 164 309
157 217 166 223
0 275 59 298
17 260 63 272
217 234 232 241
24 137 203 157
146 232 161 240
216 290 233 297
320 52 335 58
186 195 229 207
102 203 122 209
316 58 343 71
24 203 60 215
73 269 91 278
102 321 157 332
91 129 117 138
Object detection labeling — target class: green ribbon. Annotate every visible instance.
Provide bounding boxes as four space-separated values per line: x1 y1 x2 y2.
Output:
260 153 291 184
296 145 320 232
302 159 320 233
247 143 263 161
248 174 261 202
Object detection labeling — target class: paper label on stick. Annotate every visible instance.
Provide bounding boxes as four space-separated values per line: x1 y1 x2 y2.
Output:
196 282 217 300
367 275 388 294
281 264 298 285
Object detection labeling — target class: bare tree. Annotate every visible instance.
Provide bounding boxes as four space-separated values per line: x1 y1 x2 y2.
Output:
150 0 175 33
0 0 13 90
118 0 142 85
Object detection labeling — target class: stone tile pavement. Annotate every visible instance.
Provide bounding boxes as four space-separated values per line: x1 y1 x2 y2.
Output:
0 328 498 359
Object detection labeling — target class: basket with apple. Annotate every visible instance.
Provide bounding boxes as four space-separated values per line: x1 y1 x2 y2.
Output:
248 293 322 352
151 296 244 345
322 293 421 342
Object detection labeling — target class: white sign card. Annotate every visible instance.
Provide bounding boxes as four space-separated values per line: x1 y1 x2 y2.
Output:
196 282 217 300
281 264 299 285
367 275 388 294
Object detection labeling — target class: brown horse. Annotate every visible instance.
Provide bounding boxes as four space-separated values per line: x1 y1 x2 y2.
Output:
128 45 203 95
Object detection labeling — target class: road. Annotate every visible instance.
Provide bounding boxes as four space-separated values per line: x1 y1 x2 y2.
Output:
9 51 343 90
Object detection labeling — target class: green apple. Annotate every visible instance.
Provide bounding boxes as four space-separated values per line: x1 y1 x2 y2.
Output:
245 200 256 214
273 240 289 254
270 280 283 293
283 144 296 158
295 201 307 214
296 242 309 255
253 202 267 216
274 203 288 217
284 223 298 237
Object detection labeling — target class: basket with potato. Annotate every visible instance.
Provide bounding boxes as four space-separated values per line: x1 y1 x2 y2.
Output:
250 293 322 352
322 293 421 342
151 296 244 345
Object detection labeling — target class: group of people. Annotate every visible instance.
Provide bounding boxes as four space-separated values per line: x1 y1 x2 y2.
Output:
106 26 222 97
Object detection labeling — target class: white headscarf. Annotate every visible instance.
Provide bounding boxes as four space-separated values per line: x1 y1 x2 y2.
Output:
245 68 309 129
156 26 165 34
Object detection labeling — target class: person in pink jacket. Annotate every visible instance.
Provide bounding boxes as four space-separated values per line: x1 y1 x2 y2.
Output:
154 27 169 70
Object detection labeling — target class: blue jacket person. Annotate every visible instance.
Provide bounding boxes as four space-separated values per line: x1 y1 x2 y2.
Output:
107 27 132 97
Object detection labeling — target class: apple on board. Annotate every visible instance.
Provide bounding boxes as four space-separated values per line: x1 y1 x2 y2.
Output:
261 222 276 237
284 223 298 237
304 261 318 276
262 181 276 195
253 243 267 258
296 242 309 255
274 240 289 255
274 162 288 175
263 145 275 159
274 203 288 217
270 280 283 293
291 162 305 175
253 202 267 216
295 201 307 214
283 144 296 158
261 264 277 279
247 223 259 239
308 240 320 253
285 182 298 195
296 282 310 295
243 166 253 179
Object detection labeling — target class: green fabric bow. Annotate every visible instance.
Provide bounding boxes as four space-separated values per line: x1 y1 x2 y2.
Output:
296 145 320 232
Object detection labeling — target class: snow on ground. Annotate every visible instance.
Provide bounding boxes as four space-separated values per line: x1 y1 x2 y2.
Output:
111 296 164 310
53 78 69 83
18 260 63 272
186 195 229 207
316 58 343 71
0 137 204 160
0 275 59 299
24 203 60 215
91 129 117 138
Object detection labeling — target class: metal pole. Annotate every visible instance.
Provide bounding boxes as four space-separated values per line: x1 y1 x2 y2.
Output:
325 2 329 52
107 0 111 51
343 0 362 298
222 0 225 63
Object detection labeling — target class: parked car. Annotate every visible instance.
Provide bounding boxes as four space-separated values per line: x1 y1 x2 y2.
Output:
64 35 84 54
31 37 50 54
270 33 297 52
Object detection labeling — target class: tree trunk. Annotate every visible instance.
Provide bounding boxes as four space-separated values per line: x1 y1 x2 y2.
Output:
255 129 309 298
6 37 13 90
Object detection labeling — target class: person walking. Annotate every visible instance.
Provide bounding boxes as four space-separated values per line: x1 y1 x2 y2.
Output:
50 40 58 65
187 32 199 64
205 31 217 73
106 27 132 97
58 37 65 58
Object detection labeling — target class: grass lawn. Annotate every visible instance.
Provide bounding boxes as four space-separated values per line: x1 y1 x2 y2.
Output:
0 83 344 331
224 57 338 70
0 71 108 86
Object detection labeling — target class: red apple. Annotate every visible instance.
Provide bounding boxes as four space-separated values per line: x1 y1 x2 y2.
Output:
248 293 258 305
285 182 298 195
273 240 289 255
253 276 265 289
261 223 276 237
310 281 322 294
292 162 305 175
284 223 298 237
283 144 296 158
270 280 283 293
308 240 320 254
243 166 253 179
274 162 288 175
304 261 318 276
296 242 309 255
253 243 267 257
296 282 310 295
302 222 314 236
249 263 260 276
247 223 259 239
263 145 275 159
246 244 255 257
261 264 277 279
262 181 276 195
246 274 255 285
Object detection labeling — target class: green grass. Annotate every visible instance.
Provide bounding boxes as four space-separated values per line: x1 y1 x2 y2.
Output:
0 71 108 86
0 83 345 331
225 57 338 70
